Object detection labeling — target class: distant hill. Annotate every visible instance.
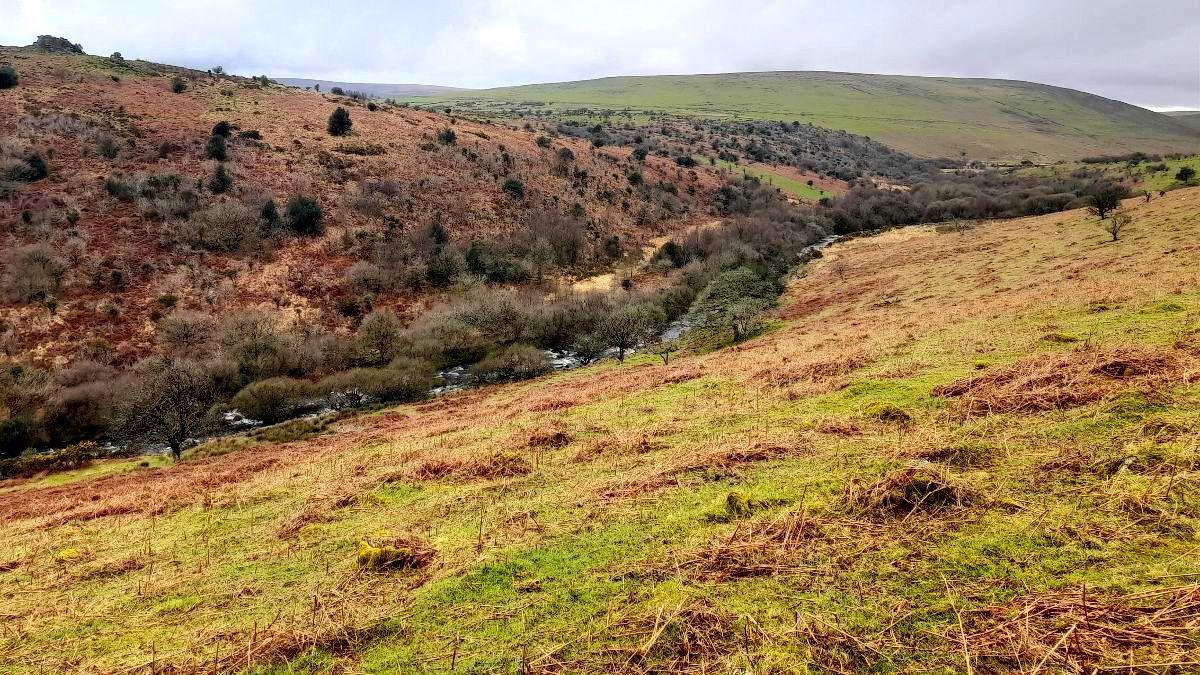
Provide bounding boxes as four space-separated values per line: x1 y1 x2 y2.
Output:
1164 111 1200 133
275 78 465 98
420 71 1200 161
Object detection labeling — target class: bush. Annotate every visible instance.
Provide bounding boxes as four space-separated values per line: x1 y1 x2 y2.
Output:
436 128 456 145
238 129 262 140
211 121 232 138
1177 166 1197 183
330 86 344 95
356 309 404 365
0 65 17 89
230 377 311 424
502 178 525 200
208 163 231 194
328 107 352 136
0 418 30 459
6 153 48 182
205 134 227 161
317 364 432 406
170 76 187 93
285 197 323 235
470 344 551 382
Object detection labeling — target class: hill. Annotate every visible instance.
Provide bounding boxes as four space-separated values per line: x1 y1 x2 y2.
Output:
3 186 1199 672
420 71 1200 162
274 78 466 99
1164 111 1200 133
0 46 714 365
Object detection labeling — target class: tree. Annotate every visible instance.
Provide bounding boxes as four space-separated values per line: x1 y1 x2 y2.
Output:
1087 184 1124 219
1105 210 1132 242
328 107 352 136
1177 166 1197 183
647 338 679 365
529 238 555 283
724 298 771 342
437 128 456 145
285 197 323 235
357 310 405 365
600 303 666 361
114 358 218 459
571 333 610 364
260 199 280 229
205 134 227 161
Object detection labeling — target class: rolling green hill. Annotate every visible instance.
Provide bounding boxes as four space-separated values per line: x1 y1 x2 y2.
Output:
422 72 1200 161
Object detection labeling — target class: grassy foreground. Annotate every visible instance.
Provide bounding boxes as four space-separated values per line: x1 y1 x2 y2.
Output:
421 72 1200 161
2 189 1200 673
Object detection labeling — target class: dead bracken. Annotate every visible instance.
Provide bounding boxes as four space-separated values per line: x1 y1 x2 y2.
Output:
933 345 1195 415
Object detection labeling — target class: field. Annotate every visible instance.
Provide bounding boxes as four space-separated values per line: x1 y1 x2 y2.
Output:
421 72 1200 162
702 157 832 202
3 187 1200 672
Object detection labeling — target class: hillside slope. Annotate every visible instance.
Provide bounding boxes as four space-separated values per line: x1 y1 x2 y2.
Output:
422 71 1200 161
3 187 1199 672
1165 111 1200 133
0 46 714 365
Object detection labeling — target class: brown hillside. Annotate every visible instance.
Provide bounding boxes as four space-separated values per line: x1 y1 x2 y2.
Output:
0 47 718 365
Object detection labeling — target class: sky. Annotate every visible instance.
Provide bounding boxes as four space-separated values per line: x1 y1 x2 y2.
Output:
2 0 1198 110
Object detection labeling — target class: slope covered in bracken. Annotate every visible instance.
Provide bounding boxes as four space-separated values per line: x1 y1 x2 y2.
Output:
2 187 1198 672
0 46 716 365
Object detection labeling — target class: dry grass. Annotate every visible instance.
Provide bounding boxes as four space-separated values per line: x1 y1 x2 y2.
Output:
965 584 1200 672
933 345 1196 415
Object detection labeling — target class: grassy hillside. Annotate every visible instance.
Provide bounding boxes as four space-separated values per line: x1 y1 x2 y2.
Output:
3 187 1199 672
423 72 1200 162
1165 112 1200 133
274 78 465 98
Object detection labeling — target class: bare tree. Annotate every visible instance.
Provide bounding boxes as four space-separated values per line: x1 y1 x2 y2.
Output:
114 358 219 459
1105 210 1132 242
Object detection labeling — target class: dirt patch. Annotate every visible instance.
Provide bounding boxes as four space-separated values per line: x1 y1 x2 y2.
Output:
933 345 1196 415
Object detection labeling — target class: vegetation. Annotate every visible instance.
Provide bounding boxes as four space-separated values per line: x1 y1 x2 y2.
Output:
0 65 16 89
328 106 352 136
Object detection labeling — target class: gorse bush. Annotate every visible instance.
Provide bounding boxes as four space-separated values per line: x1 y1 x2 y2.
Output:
285 196 323 235
0 65 17 89
170 76 187 93
328 107 352 136
205 134 227 161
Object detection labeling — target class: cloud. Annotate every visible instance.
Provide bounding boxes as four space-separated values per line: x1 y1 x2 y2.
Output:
0 0 1196 107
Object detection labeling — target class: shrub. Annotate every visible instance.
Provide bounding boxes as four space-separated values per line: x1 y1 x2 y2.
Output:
238 129 262 140
0 418 30 459
174 201 259 251
208 163 231 194
502 178 525 200
436 128 456 145
0 65 17 89
317 364 432 405
285 197 323 236
170 76 187 93
330 86 344 95
470 344 552 382
211 121 232 138
328 107 352 136
1177 166 1197 183
7 153 48 182
205 134 227 161
536 136 551 148
230 377 310 424
95 133 121 159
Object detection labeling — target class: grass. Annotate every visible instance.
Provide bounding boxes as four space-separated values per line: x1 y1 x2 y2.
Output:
2 189 1200 672
1016 153 1200 194
701 156 828 201
420 72 1200 161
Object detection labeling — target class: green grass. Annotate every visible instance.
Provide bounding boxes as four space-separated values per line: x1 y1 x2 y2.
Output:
420 72 1200 161
702 156 828 201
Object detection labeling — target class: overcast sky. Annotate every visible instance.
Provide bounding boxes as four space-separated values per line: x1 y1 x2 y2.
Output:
3 0 1198 109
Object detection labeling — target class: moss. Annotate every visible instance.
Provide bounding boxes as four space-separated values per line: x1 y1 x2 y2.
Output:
863 402 912 423
356 538 435 571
